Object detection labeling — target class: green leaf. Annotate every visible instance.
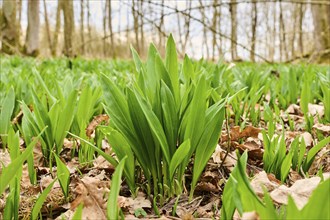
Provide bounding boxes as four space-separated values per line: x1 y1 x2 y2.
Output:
0 87 15 145
0 127 46 194
54 154 70 198
31 179 57 220
165 34 179 104
169 140 190 180
107 156 127 220
303 136 330 172
71 203 84 220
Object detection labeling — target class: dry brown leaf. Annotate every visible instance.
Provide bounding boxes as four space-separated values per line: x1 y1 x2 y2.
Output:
0 149 11 174
299 132 313 147
286 104 301 115
250 171 280 197
313 123 330 135
221 125 261 142
240 211 260 220
70 176 110 219
270 177 321 209
86 114 109 138
237 138 264 160
308 103 324 117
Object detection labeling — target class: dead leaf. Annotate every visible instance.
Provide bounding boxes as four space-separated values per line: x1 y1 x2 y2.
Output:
270 177 321 209
299 132 313 147
86 114 109 138
308 103 324 117
70 176 110 219
240 211 260 220
250 171 280 197
221 125 261 142
286 104 302 115
313 123 330 136
236 138 264 160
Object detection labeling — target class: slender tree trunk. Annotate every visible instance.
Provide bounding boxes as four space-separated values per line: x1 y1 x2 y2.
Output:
139 0 144 55
230 0 238 61
250 1 257 62
159 0 165 47
17 0 22 40
298 3 304 56
62 0 74 57
103 0 108 56
199 0 210 59
25 0 40 56
108 0 116 58
1 0 18 54
279 1 288 61
87 0 92 54
80 0 85 55
52 0 62 56
311 2 330 61
182 0 192 53
43 0 52 53
132 0 140 53
211 0 219 61
291 4 298 59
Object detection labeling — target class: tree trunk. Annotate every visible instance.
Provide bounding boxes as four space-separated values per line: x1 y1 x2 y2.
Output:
52 0 62 56
158 0 165 47
25 0 40 56
87 0 92 54
62 0 74 57
311 3 330 61
139 0 144 55
132 0 140 53
199 0 210 59
108 0 116 58
103 0 108 56
279 1 288 61
43 0 52 53
182 0 192 53
80 0 85 55
230 0 238 61
211 0 219 61
1 0 18 54
298 3 304 56
250 1 257 62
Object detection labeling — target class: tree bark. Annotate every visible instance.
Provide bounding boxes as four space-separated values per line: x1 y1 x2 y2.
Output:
230 0 238 61
52 0 62 56
250 1 257 62
1 0 18 54
212 0 219 61
158 0 165 47
108 0 116 58
199 0 210 59
25 0 40 56
80 0 85 55
139 0 144 55
132 0 140 53
103 0 108 56
279 1 288 61
62 0 74 57
298 3 304 56
87 0 92 54
43 0 52 53
311 3 330 61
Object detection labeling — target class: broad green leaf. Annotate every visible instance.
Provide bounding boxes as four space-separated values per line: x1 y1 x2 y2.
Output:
0 87 15 145
54 154 70 198
31 179 57 220
72 203 84 220
165 34 179 104
0 128 46 194
303 136 330 172
169 140 190 180
107 156 127 220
